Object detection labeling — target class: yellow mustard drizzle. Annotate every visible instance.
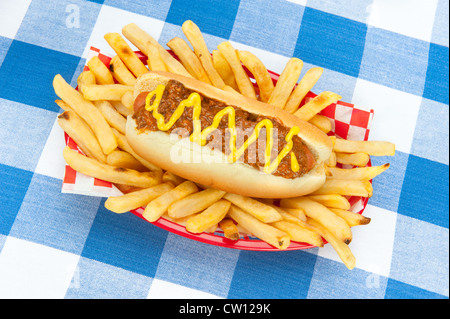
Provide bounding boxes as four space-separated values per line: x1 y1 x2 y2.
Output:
290 149 300 172
144 84 301 174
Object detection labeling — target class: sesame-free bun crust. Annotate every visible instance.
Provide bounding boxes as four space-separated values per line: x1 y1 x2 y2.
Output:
126 71 332 198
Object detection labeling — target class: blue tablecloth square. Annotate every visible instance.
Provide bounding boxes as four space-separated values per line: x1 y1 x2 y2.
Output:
0 99 56 172
228 250 317 299
0 40 80 112
0 36 13 67
15 0 102 57
359 27 429 96
0 164 34 236
431 0 450 47
64 256 153 299
165 0 240 39
81 201 168 277
390 214 448 295
302 61 358 102
385 277 447 299
423 43 449 105
104 0 173 21
0 235 6 254
305 0 372 24
230 0 305 57
307 257 388 298
294 7 367 77
155 233 240 298
398 155 449 228
9 174 101 255
411 98 449 165
368 151 409 213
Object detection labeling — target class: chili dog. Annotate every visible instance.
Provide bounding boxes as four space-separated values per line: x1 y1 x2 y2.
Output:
126 71 332 198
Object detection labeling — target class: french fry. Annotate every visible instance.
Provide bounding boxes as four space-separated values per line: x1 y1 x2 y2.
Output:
120 90 134 111
217 41 257 99
309 114 332 133
275 208 303 224
76 70 96 92
197 53 224 85
185 199 231 233
94 100 126 134
312 179 373 197
268 57 303 108
335 152 370 167
162 171 185 186
55 99 73 113
333 139 396 156
111 128 163 174
307 194 351 210
222 85 240 94
109 55 136 86
143 181 199 222
165 217 219 233
182 20 225 88
212 49 239 91
104 32 148 77
121 23 159 55
62 146 161 188
168 188 226 219
110 101 133 117
330 208 371 227
106 150 148 172
223 193 282 223
167 37 211 84
284 67 323 113
53 74 117 155
228 205 290 250
167 213 221 232
147 44 167 72
329 135 336 147
277 208 308 225
121 23 190 77
268 202 307 222
281 207 307 222
274 209 324 247
325 151 337 167
218 218 240 240
104 183 174 214
237 50 274 102
57 111 106 163
364 180 373 197
280 197 352 244
271 220 324 247
235 224 252 237
87 55 115 85
326 164 390 180
114 184 144 194
306 218 356 270
256 198 275 206
81 84 133 101
294 91 342 121
161 213 189 226
158 48 193 77
205 224 218 233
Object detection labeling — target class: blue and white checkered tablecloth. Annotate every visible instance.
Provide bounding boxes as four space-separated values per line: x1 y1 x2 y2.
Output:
0 0 448 299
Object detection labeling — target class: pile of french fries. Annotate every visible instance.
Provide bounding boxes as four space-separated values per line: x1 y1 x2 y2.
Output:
53 20 395 270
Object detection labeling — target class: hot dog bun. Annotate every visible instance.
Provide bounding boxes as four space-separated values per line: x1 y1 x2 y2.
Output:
126 71 333 198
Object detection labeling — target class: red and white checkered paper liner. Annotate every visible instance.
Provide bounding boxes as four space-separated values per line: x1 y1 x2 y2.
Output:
61 47 374 251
